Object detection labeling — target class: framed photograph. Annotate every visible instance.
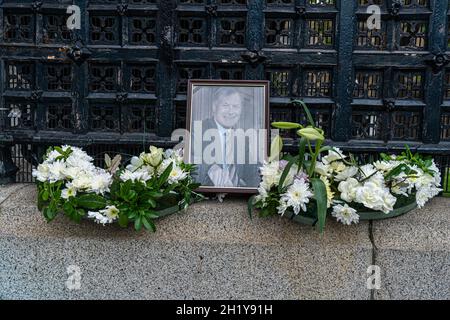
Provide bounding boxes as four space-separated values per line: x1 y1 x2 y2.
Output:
186 80 270 193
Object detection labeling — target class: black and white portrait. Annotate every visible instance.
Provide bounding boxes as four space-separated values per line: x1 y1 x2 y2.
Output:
186 80 269 193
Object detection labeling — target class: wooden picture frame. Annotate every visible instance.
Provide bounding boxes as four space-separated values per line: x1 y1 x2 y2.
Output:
185 80 270 194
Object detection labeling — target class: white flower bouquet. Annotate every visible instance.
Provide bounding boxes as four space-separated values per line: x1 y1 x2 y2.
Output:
249 101 442 232
33 145 203 232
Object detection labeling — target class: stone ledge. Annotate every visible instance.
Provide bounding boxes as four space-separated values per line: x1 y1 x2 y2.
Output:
0 184 449 300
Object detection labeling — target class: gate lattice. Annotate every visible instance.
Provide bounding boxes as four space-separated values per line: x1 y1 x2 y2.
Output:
0 0 449 189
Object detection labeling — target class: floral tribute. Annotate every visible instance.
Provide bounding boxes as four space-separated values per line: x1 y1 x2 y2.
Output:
33 145 202 232
249 101 442 232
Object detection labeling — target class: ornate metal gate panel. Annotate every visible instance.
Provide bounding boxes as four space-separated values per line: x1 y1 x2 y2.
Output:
0 0 449 188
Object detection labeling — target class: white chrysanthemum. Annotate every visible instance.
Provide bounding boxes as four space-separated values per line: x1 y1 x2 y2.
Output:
322 148 347 165
71 173 93 190
119 169 151 183
260 161 282 188
61 186 77 199
47 160 67 183
88 170 112 195
32 163 50 182
100 205 120 222
168 165 188 184
338 177 360 203
335 165 358 181
255 186 268 203
373 160 400 173
87 211 112 225
277 179 314 215
416 186 442 208
332 204 359 225
69 146 93 162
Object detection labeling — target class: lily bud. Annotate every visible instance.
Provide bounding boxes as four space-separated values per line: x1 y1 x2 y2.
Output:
297 127 325 141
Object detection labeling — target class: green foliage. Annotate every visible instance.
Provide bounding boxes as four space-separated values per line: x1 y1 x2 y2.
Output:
310 178 328 233
36 146 204 233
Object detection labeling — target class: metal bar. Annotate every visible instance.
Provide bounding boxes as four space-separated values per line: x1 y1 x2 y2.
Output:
423 0 448 144
333 0 355 142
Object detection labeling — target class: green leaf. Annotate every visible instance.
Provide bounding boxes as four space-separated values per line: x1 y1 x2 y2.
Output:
43 206 57 222
278 158 296 193
118 214 129 228
76 194 107 210
63 201 75 215
42 189 49 201
298 137 307 169
134 216 142 231
310 178 328 233
148 198 157 208
157 162 173 188
142 217 156 232
271 122 302 130
385 163 411 180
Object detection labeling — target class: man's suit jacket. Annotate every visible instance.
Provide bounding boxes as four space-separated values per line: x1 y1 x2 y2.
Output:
191 118 260 188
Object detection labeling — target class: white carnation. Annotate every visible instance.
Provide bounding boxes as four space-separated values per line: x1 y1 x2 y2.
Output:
331 204 359 225
338 177 360 203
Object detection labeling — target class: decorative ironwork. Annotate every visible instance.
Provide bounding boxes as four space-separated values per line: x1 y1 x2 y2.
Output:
306 19 334 48
353 70 383 99
47 104 73 130
0 0 449 183
129 16 157 45
3 12 34 43
129 64 156 93
90 104 120 132
395 70 424 100
177 65 207 93
266 69 291 97
303 70 332 97
6 62 35 90
4 101 35 130
45 64 72 91
90 15 120 45
218 17 246 46
265 19 293 47
397 21 427 50
127 105 157 133
215 66 245 80
89 64 120 93
355 19 387 50
43 14 72 44
178 17 207 45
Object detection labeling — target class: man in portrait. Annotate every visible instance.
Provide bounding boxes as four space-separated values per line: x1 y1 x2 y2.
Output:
190 86 261 189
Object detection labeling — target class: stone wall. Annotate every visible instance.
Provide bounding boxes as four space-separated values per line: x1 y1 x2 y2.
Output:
0 184 449 300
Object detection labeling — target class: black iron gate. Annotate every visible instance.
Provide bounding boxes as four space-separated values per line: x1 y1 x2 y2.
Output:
0 0 449 188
